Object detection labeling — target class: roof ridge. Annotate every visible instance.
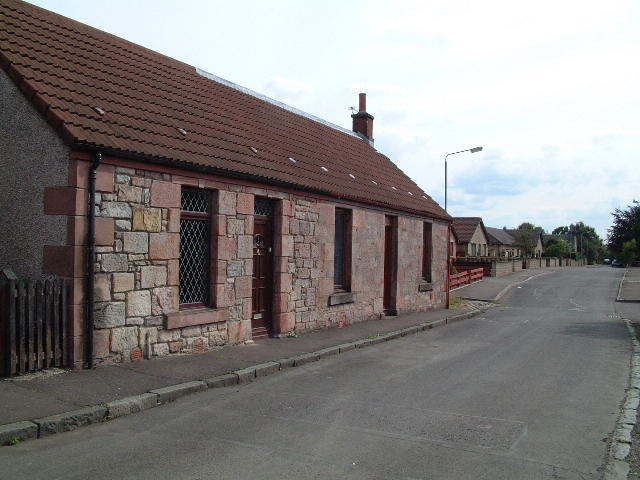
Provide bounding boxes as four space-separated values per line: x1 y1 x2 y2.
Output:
195 68 362 143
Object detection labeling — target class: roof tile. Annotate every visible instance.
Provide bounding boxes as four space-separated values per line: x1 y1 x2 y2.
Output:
1 0 448 219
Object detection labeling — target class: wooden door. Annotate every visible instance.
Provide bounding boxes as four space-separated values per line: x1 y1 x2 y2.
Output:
252 216 273 338
383 216 397 315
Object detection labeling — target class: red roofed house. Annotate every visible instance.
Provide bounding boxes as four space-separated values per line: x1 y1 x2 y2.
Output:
452 217 490 258
0 0 451 367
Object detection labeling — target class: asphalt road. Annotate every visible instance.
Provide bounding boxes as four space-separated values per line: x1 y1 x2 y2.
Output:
0 267 632 479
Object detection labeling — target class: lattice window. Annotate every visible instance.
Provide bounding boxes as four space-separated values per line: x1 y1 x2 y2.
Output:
254 197 274 216
180 189 211 307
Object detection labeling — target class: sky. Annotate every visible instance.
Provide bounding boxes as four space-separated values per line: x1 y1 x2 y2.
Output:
27 0 640 240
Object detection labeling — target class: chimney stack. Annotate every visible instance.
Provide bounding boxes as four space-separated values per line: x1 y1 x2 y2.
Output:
351 93 374 145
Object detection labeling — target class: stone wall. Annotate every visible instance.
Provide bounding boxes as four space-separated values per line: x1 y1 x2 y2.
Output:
91 165 254 363
82 159 448 364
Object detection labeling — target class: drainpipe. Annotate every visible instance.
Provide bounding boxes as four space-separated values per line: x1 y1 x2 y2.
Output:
446 223 451 309
86 151 101 368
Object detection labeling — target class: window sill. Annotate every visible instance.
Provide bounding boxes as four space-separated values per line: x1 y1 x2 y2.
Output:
328 292 355 306
418 282 434 292
165 307 228 330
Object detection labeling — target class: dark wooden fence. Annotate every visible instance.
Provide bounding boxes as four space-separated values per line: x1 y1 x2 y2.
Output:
0 277 72 377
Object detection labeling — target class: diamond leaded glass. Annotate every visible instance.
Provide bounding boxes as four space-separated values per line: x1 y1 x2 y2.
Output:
179 189 210 306
181 189 210 213
254 197 274 216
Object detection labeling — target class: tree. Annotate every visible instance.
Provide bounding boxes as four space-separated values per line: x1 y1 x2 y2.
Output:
545 237 571 258
620 239 638 266
512 222 542 258
552 222 603 263
608 200 640 261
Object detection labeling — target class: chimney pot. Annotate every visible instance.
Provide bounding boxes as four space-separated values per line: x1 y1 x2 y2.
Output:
359 93 366 112
351 93 374 145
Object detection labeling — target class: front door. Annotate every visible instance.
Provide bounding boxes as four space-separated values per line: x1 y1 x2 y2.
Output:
252 199 274 338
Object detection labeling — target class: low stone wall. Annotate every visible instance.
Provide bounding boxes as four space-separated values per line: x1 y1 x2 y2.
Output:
454 257 584 278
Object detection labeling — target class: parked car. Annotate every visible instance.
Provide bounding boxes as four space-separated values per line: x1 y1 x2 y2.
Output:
603 258 611 264
611 259 624 268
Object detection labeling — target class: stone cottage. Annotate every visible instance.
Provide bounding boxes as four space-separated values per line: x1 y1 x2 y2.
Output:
0 0 451 367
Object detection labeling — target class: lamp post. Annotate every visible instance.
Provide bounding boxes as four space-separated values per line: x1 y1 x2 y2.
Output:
444 146 483 211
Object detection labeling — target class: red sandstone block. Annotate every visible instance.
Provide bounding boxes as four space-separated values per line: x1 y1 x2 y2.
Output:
165 308 229 329
150 180 180 208
71 277 85 305
72 334 85 367
96 164 114 192
149 233 179 260
67 216 87 246
44 187 87 216
236 193 253 215
213 260 227 284
68 158 89 188
234 276 252 299
201 178 227 190
274 293 289 314
217 236 236 260
281 235 294 257
95 217 115 246
173 175 198 187
242 298 252 319
71 304 85 336
215 284 234 308
228 319 250 344
212 215 226 236
275 312 295 333
167 259 179 286
167 208 180 233
275 273 292 293
42 245 83 277
281 200 295 218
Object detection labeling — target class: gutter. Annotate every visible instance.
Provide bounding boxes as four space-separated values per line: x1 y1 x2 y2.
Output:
71 143 451 222
85 151 101 368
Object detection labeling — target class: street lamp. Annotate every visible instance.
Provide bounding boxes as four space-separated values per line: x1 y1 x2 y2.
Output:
444 146 483 211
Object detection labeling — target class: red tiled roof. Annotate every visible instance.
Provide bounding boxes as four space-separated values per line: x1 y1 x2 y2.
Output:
452 217 485 243
0 0 449 220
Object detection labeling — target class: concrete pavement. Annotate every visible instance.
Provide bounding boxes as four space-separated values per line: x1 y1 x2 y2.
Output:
1 267 637 446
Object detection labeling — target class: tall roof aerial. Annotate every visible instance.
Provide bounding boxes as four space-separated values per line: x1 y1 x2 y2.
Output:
0 0 449 220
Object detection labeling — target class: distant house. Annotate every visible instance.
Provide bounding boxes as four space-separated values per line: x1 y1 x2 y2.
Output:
507 227 545 258
452 218 489 257
0 0 451 367
486 227 520 258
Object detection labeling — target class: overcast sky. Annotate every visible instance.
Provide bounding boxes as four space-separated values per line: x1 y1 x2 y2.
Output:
28 0 640 239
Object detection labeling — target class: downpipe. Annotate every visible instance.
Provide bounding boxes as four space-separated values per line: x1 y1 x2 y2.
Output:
86 151 101 368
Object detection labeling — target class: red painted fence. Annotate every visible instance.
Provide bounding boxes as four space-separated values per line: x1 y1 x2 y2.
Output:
449 268 484 289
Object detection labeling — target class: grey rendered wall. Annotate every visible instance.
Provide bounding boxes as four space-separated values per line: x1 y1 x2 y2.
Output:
0 69 68 278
